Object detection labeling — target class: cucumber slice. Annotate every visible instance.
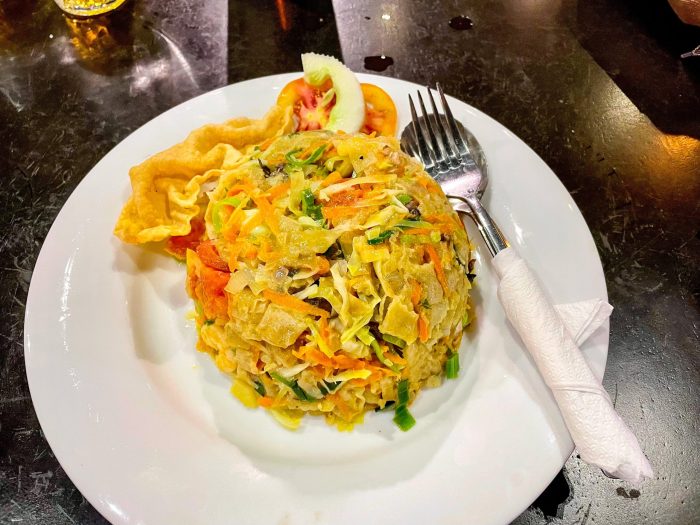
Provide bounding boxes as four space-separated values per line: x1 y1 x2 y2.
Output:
301 53 365 133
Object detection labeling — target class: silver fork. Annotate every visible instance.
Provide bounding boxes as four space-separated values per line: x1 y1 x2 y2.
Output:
400 84 508 256
399 85 654 483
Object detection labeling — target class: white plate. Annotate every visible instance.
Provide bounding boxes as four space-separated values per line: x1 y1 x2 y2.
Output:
25 73 608 525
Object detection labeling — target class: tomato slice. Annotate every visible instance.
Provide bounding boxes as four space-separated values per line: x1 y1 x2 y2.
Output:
195 264 230 320
277 78 397 136
277 77 334 131
196 240 230 272
360 84 397 136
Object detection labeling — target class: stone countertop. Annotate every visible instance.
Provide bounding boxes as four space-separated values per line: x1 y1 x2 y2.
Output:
0 0 698 523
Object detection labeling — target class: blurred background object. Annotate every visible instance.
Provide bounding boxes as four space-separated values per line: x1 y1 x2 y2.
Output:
668 0 700 26
54 0 128 17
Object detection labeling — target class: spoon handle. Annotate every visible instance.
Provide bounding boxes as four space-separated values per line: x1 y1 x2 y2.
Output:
452 195 509 256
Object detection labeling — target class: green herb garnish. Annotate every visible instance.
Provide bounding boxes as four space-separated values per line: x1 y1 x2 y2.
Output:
397 379 410 405
367 230 395 245
317 379 341 396
393 405 416 431
270 372 317 401
392 379 416 431
382 333 406 349
286 144 327 168
253 379 266 397
445 351 460 379
212 196 242 232
301 188 324 221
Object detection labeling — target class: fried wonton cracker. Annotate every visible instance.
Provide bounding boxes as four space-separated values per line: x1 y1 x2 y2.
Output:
114 104 293 244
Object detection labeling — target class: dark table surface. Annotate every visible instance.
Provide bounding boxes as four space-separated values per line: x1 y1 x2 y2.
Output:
1 0 699 523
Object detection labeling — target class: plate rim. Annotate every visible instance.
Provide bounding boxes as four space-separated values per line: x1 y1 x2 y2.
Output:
24 71 608 525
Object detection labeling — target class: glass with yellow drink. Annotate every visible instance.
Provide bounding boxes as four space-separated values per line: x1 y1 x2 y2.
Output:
54 0 128 17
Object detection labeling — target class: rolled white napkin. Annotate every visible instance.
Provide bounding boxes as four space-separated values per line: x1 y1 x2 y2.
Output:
493 247 653 484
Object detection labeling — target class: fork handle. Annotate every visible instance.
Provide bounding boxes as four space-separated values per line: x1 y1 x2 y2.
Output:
453 195 509 256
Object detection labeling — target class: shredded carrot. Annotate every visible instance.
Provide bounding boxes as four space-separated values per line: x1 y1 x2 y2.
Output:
239 211 264 237
257 239 280 263
258 396 274 408
320 170 345 188
258 137 275 151
222 205 246 243
402 227 435 236
425 244 448 292
265 181 291 201
328 393 353 420
322 206 358 220
424 213 459 232
251 194 280 237
319 315 329 340
418 313 429 342
418 176 440 194
410 279 422 308
315 256 330 275
241 245 258 260
349 378 370 388
332 354 366 370
226 182 255 196
223 242 242 268
307 348 334 367
326 188 365 206
262 289 329 318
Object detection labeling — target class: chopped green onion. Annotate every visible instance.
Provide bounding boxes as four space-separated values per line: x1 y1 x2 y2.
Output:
397 194 413 205
445 352 460 379
381 333 406 349
285 148 302 165
430 231 442 243
365 226 381 240
393 405 416 431
367 230 395 245
357 327 401 373
286 144 328 167
203 319 215 326
397 219 432 229
370 340 402 373
253 379 266 397
212 196 242 232
390 379 416 430
397 379 410 405
301 188 323 221
270 372 317 401
317 379 341 397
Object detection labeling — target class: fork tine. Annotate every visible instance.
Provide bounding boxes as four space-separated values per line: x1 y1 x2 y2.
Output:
409 94 436 168
437 83 468 157
426 87 460 166
416 91 448 171
400 129 418 159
